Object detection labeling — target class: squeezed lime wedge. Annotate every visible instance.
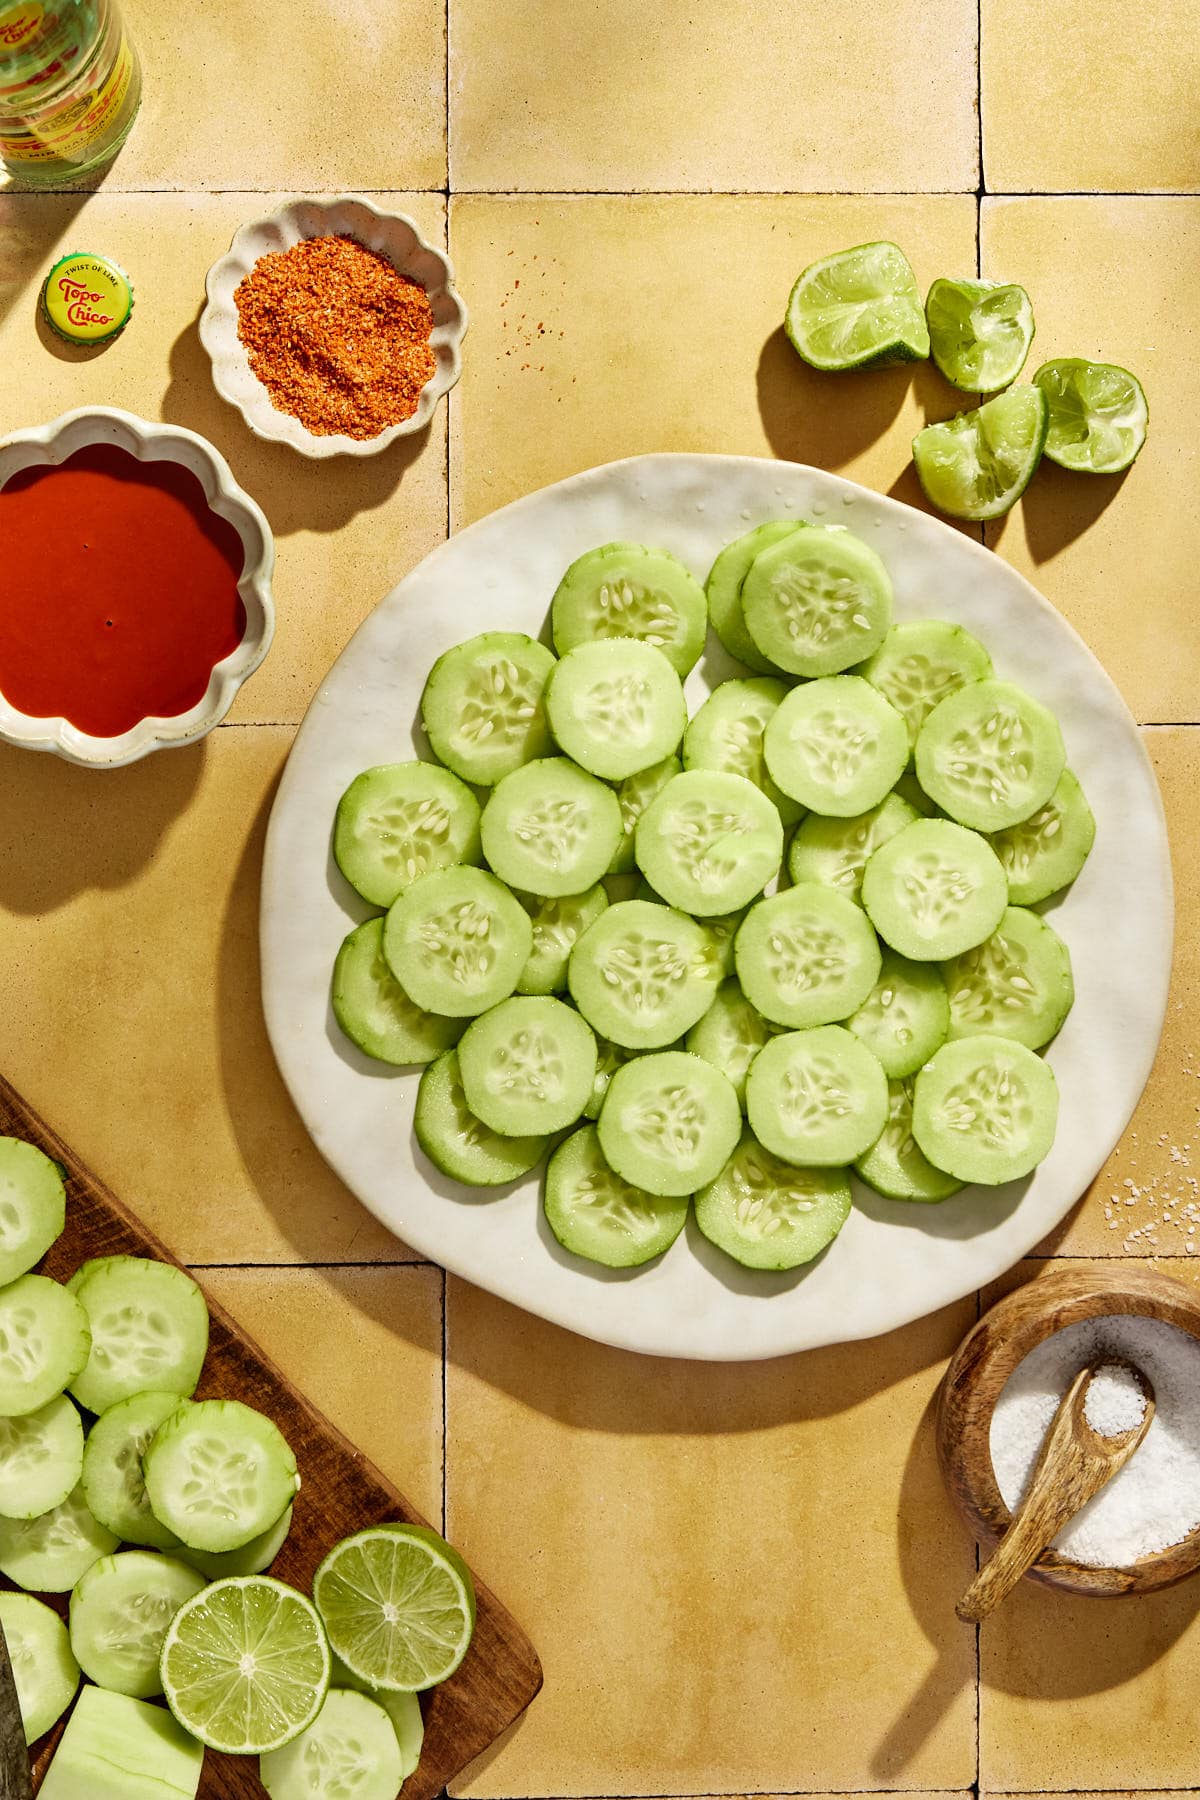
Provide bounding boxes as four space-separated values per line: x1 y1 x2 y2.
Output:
925 277 1035 392
912 386 1048 521
785 241 930 371
1032 357 1148 473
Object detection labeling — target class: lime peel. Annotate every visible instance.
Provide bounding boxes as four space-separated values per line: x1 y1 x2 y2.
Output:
786 241 930 372
1033 357 1148 474
912 386 1048 522
925 276 1035 393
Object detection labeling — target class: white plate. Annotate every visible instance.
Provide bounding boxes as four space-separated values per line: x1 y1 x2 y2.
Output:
260 454 1172 1362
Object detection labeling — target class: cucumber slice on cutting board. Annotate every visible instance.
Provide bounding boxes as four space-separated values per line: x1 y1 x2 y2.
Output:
177 1503 294 1581
635 769 783 917
0 1483 119 1592
943 905 1073 1050
847 949 950 1079
763 674 909 816
0 1137 66 1288
480 757 624 898
861 819 1008 961
705 521 802 673
733 883 882 1030
915 679 1066 832
0 1591 79 1744
517 885 609 995
384 866 533 1017
458 996 597 1136
70 1257 208 1416
855 619 993 749
912 1033 1058 1185
695 1130 852 1270
81 1390 190 1550
70 1549 206 1698
260 1687 403 1800
421 631 555 787
143 1399 299 1555
544 638 686 781
741 525 893 677
568 899 720 1049
746 1026 888 1166
0 1392 84 1520
331 1655 424 1779
598 1050 741 1197
544 1125 689 1268
0 1274 90 1417
415 1050 549 1185
551 542 707 677
854 1078 964 1203
988 768 1095 905
40 1684 204 1800
333 762 482 908
787 793 917 900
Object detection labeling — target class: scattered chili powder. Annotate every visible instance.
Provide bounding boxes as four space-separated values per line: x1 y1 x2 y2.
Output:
234 235 437 440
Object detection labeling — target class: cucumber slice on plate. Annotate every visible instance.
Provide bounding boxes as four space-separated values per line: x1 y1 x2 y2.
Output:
0 1483 119 1592
81 1390 191 1550
332 762 482 908
551 542 707 678
746 1026 888 1166
457 996 597 1136
787 793 917 900
764 674 909 816
420 632 556 787
912 1033 1058 1185
912 385 1048 521
178 1503 293 1580
915 678 1066 831
847 949 950 1079
0 1393 84 1520
1033 357 1148 474
943 905 1074 1050
733 884 882 1030
855 619 993 749
0 1274 90 1417
597 1051 741 1197
415 1050 549 1185
0 1591 79 1744
705 521 801 673
383 867 533 1017
330 1656 424 1779
333 918 465 1066
544 1125 689 1268
583 1036 643 1119
40 1686 204 1800
70 1549 206 1698
0 1137 66 1287
785 241 930 371
695 1130 852 1270
741 525 893 676
861 819 1008 961
70 1257 209 1416
544 639 686 781
925 278 1036 393
568 900 721 1049
143 1399 300 1555
313 1524 476 1692
854 1078 963 1203
683 677 804 826
260 1688 403 1800
608 755 680 875
685 977 778 1107
480 757 624 898
635 770 784 916
988 768 1095 904
517 885 608 995
894 765 939 817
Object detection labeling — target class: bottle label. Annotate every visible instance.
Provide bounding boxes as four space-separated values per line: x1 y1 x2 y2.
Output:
0 3 44 51
0 30 132 164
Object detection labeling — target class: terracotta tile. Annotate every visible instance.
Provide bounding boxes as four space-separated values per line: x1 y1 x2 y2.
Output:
450 0 977 193
203 1265 444 1522
0 726 410 1265
445 1282 977 1796
980 198 1199 724
450 193 979 530
0 190 448 727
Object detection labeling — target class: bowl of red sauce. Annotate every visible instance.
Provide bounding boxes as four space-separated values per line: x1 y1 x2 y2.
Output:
0 407 274 768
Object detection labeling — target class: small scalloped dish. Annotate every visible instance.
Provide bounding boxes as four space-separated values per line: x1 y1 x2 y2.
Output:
0 407 274 769
199 196 468 458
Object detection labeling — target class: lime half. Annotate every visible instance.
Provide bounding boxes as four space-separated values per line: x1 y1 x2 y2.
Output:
913 386 1048 521
925 277 1035 392
1033 357 1148 473
160 1575 331 1754
313 1525 476 1693
785 241 930 371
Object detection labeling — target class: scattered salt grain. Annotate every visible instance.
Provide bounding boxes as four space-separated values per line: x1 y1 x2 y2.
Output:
1083 1362 1147 1437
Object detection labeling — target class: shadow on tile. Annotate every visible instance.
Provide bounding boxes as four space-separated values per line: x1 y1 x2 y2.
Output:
987 459 1132 564
0 184 103 331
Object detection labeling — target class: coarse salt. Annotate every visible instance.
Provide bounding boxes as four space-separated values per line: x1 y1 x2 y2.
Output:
1083 1361 1147 1437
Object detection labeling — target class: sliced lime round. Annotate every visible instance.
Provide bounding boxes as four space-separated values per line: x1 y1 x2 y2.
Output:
912 386 1048 521
312 1524 476 1693
1032 357 1148 473
925 277 1034 392
160 1575 331 1754
785 241 930 371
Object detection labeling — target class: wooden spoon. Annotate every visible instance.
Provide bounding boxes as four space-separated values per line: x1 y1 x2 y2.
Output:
956 1357 1155 1623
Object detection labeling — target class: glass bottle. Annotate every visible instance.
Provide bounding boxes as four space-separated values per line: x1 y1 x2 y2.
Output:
0 0 141 185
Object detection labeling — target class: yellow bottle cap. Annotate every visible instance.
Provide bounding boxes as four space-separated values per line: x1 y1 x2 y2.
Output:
41 252 133 345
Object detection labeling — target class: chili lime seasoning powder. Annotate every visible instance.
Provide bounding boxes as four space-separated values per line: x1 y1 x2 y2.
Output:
234 235 437 439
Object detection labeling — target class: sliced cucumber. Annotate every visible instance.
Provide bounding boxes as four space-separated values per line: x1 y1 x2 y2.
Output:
0 1393 84 1520
81 1390 190 1550
0 1274 90 1417
260 1687 403 1800
608 755 681 875
415 1050 548 1185
943 905 1073 1050
847 950 950 1078
861 819 1008 961
695 1130 852 1270
746 1026 888 1165
786 793 917 900
544 1125 689 1267
741 525 892 677
0 1137 66 1288
568 900 721 1049
517 885 608 995
551 542 707 677
0 1591 79 1744
697 906 748 981
544 639 686 781
420 631 555 787
854 1078 963 1202
912 1033 1058 1185
634 769 784 916
706 522 802 672
480 757 624 898
39 1685 204 1800
65 1255 122 1294
597 1051 741 1197
333 762 482 908
332 918 465 1066
71 1258 208 1416
583 1036 641 1120
458 996 596 1136
894 765 939 817
330 1655 424 1779
177 1503 293 1580
764 674 909 816
383 866 532 1017
915 679 1066 832
684 677 804 826
856 620 993 749
685 978 778 1107
143 1399 300 1555
70 1549 206 1698
733 884 882 1030
988 768 1095 904
0 1482 119 1592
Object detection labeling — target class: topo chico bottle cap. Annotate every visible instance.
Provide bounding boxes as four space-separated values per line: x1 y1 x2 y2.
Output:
41 251 134 345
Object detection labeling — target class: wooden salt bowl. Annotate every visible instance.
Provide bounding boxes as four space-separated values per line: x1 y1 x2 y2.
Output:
937 1263 1200 1596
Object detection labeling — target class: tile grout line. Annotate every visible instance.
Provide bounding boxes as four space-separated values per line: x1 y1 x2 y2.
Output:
6 184 1200 200
189 1259 436 1270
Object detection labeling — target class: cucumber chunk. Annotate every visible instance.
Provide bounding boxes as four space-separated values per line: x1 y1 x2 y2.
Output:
81 1390 191 1550
458 997 597 1136
260 1687 403 1800
988 768 1095 905
39 1686 204 1800
177 1503 293 1580
143 1399 300 1555
551 542 707 677
330 1655 424 1779
854 1079 963 1203
912 1034 1059 1185
635 769 784 916
383 867 533 1017
847 950 950 1079
0 1482 119 1591
415 1050 549 1185
544 639 687 781
70 1258 209 1416
856 619 993 749
746 1026 888 1166
517 885 608 995
0 1137 66 1287
764 675 909 816
0 1591 79 1743
733 884 882 1030
685 978 778 1107
480 757 624 898
741 526 893 677
915 678 1066 832
861 819 1008 961
70 1549 206 1698
695 1130 852 1270
684 676 804 827
333 762 482 908
568 900 721 1049
0 1393 84 1520
420 632 555 787
333 918 465 1066
787 793 917 900
608 755 681 875
598 1051 741 1197
943 905 1074 1050
705 521 802 673
544 1125 689 1267
0 1274 90 1417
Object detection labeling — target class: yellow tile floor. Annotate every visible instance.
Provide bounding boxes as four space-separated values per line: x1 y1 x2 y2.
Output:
1 0 1198 1792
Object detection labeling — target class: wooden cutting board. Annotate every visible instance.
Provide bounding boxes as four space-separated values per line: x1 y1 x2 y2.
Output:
0 1075 543 1798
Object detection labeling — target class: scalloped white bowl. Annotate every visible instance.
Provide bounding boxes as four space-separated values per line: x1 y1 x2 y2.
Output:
199 196 468 459
0 407 274 769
